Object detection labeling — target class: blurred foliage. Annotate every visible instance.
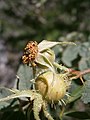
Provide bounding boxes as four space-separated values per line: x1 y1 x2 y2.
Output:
0 0 90 48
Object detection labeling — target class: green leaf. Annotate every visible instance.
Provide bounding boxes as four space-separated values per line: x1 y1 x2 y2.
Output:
79 42 90 57
38 40 75 52
79 42 90 80
67 86 83 103
81 80 90 104
0 87 14 110
62 45 80 67
65 111 90 119
79 58 90 80
14 65 33 90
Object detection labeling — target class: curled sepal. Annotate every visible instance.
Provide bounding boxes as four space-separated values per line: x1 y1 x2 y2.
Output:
33 94 43 120
0 90 36 102
41 49 55 63
43 101 54 120
38 40 76 52
36 53 55 72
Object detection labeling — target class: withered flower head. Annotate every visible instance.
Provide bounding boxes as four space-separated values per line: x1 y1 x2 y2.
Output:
22 40 75 70
22 41 38 65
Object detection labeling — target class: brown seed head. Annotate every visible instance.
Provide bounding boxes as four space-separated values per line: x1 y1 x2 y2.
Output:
22 41 38 65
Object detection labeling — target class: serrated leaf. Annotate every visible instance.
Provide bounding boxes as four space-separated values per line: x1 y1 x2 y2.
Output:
81 80 90 104
0 87 15 109
62 45 80 67
38 40 75 52
14 65 33 90
65 111 90 119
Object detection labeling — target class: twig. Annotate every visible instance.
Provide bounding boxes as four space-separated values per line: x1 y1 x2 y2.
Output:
68 68 90 83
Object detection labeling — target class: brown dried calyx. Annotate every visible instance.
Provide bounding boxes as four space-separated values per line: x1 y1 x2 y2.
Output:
22 41 38 65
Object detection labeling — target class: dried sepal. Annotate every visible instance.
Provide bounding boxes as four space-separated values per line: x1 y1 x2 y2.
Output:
38 40 76 52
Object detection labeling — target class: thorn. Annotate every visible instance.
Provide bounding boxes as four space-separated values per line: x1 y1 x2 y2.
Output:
60 99 66 105
53 103 56 110
80 76 85 84
65 92 70 97
58 100 62 106
30 79 35 83
16 75 19 80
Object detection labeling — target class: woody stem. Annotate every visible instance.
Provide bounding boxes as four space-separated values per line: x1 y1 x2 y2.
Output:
69 68 90 80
